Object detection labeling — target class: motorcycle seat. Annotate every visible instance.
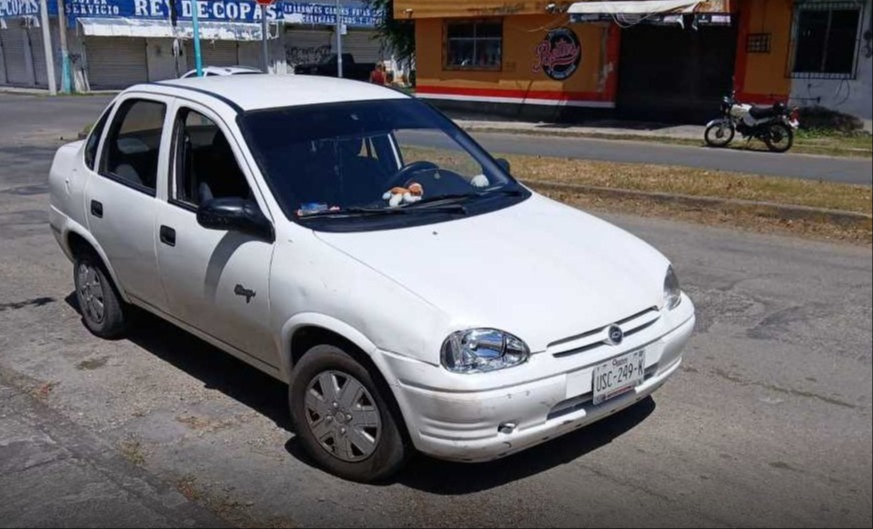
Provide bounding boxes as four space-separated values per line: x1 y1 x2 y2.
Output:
748 105 782 119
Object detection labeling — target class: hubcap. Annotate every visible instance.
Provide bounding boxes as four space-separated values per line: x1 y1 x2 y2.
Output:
304 370 382 462
77 263 105 324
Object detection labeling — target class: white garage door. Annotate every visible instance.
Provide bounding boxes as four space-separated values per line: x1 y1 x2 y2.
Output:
186 41 238 67
340 30 385 64
0 26 33 86
86 37 148 89
285 29 333 67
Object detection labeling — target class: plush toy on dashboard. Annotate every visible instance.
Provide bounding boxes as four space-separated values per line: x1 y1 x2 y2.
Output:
383 183 424 207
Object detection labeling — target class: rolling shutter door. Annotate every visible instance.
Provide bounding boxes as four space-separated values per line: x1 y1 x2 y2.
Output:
186 41 238 67
341 30 384 63
1 26 32 86
0 31 7 85
285 29 333 66
30 22 61 87
86 37 148 89
29 27 47 87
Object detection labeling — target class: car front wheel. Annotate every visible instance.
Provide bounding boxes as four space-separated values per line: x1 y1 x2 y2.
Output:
289 345 408 482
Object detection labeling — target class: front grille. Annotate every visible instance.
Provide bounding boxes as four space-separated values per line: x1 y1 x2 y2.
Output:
547 363 660 420
550 307 661 358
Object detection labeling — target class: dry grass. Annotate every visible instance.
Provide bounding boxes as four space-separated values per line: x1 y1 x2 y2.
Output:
502 154 873 214
540 188 872 245
119 438 146 467
402 146 872 244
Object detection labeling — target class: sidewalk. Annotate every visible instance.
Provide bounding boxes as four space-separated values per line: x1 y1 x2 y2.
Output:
0 371 228 528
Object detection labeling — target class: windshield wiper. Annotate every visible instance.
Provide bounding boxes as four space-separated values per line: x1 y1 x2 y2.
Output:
298 203 466 219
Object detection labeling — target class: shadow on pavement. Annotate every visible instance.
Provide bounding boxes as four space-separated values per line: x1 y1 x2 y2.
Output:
65 293 292 431
66 292 656 490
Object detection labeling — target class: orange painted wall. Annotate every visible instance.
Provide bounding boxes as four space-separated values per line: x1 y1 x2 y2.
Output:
415 15 618 101
735 0 793 101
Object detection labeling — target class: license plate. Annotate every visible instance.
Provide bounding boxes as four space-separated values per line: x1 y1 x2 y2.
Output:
592 350 646 406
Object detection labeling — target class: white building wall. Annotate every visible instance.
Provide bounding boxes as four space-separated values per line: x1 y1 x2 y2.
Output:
790 0 873 122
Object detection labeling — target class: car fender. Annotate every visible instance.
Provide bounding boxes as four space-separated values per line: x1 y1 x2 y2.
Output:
279 313 386 383
57 216 131 304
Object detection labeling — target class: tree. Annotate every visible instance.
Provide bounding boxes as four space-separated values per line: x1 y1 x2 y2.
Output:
366 0 415 63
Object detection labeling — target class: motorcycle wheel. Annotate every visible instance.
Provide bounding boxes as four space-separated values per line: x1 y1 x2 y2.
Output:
705 121 735 148
763 123 794 153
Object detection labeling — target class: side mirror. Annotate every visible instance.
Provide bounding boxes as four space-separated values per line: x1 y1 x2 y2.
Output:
197 198 275 242
496 158 512 175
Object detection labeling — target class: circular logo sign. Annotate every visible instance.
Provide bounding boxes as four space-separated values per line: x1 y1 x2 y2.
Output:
607 325 624 346
533 28 582 81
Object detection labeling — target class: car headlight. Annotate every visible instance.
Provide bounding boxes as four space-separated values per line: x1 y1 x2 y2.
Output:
664 265 682 310
441 329 530 374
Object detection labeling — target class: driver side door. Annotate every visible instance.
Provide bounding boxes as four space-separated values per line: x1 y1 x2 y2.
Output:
154 101 278 372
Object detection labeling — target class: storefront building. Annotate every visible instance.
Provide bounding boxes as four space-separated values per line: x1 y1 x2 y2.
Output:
1 0 385 90
397 0 872 122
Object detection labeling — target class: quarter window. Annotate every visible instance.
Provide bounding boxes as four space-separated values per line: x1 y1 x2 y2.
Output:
100 99 166 193
445 21 503 70
85 106 112 171
791 3 863 79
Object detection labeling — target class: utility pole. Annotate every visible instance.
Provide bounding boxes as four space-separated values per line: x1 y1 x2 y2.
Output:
335 0 343 78
37 0 57 94
56 0 71 92
191 0 203 76
261 4 269 72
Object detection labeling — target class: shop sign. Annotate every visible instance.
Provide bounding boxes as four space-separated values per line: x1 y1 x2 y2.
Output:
0 0 40 19
58 0 381 27
533 27 581 81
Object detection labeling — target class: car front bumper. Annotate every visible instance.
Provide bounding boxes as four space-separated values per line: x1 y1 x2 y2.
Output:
380 300 695 462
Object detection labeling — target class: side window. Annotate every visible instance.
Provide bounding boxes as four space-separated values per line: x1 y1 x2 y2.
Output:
172 108 251 207
100 99 166 193
84 105 112 170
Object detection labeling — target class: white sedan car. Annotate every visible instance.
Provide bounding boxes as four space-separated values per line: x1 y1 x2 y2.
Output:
48 76 695 482
180 65 262 78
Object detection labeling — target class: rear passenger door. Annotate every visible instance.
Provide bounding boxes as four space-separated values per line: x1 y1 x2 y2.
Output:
85 95 171 313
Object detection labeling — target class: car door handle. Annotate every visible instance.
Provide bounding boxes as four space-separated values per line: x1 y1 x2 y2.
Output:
90 200 103 218
159 225 176 247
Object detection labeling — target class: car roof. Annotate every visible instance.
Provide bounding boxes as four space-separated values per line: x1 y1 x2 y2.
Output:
140 75 410 112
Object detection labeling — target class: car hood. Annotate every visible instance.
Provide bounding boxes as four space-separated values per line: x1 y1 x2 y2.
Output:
314 194 670 352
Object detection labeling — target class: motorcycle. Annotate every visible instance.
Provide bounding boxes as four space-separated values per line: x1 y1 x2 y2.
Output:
704 91 800 153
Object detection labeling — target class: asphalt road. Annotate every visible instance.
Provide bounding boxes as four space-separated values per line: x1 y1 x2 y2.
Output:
1 93 872 528
457 131 873 186
1 92 870 186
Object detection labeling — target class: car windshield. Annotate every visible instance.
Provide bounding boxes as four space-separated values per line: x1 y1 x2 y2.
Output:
239 99 524 227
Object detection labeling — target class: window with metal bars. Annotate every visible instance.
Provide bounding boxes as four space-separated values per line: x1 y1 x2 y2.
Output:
789 1 864 79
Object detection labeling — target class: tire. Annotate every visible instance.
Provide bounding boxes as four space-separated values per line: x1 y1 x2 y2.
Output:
73 252 128 339
289 345 408 482
704 121 735 147
764 123 794 153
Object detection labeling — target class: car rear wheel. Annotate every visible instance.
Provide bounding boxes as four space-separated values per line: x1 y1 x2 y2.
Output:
73 253 127 338
289 345 408 482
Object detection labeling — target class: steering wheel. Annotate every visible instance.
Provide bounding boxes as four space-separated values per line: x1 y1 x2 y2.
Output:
385 161 438 189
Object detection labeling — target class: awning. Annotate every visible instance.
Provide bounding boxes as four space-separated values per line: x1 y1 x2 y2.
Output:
569 0 701 16
569 0 733 26
77 17 270 41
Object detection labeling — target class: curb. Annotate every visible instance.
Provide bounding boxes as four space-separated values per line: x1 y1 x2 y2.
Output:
524 179 873 228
